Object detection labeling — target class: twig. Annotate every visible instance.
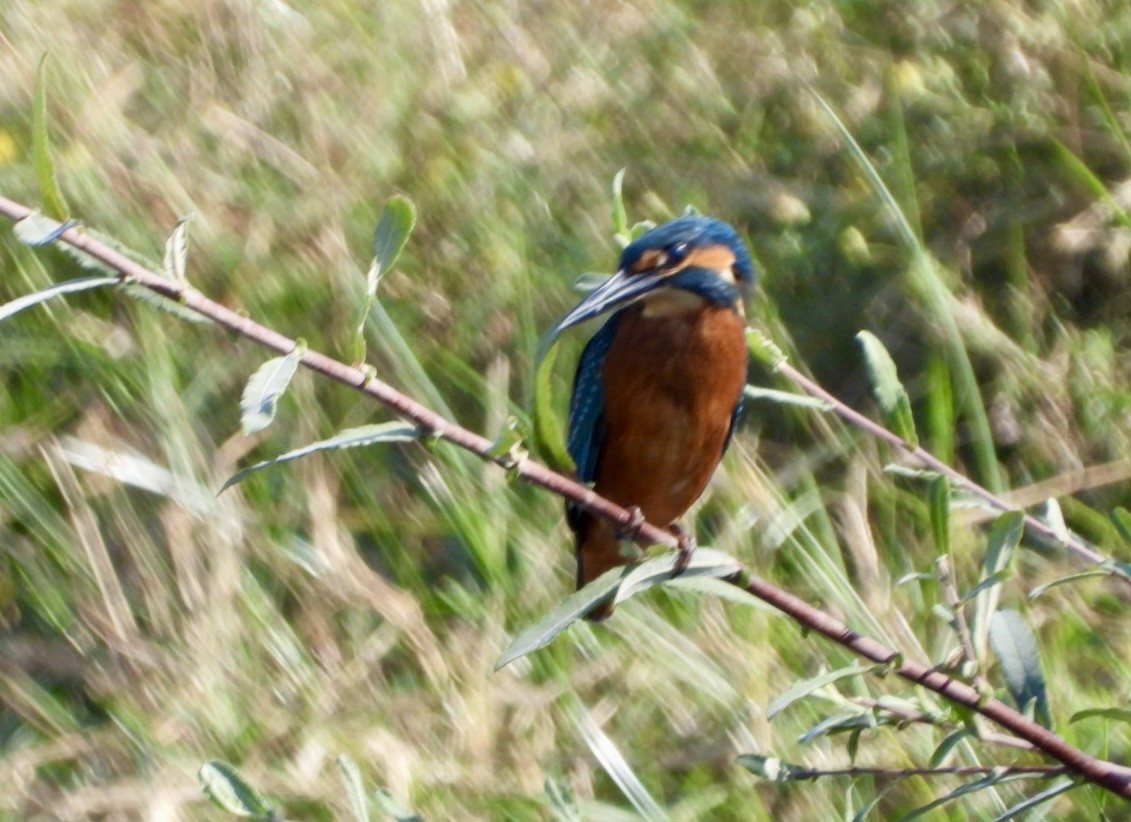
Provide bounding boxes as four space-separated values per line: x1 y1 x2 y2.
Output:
775 361 1118 570
849 695 1034 752
1 194 1130 801
935 555 989 692
777 763 1070 781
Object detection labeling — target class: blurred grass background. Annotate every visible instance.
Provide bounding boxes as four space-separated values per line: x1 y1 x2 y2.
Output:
3 0 1131 818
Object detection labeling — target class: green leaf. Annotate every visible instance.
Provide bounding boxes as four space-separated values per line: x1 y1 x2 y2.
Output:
1112 506 1131 542
989 609 1051 728
494 565 625 670
544 775 581 822
373 788 422 822
486 415 528 468
856 330 918 446
12 212 75 245
767 663 876 720
1028 568 1111 600
337 754 369 822
611 168 629 245
664 575 775 611
798 710 875 745
1069 706 1131 725
970 511 1023 661
372 195 416 290
0 275 119 324
163 214 193 284
240 346 305 435
896 771 1030 822
928 728 972 768
745 327 786 370
221 422 420 492
736 754 804 783
989 780 1078 822
928 477 950 556
121 282 210 323
743 385 834 411
530 327 575 473
612 548 741 606
198 760 273 819
32 54 69 220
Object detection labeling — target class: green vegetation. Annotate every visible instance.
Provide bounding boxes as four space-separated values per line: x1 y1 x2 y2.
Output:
3 0 1131 818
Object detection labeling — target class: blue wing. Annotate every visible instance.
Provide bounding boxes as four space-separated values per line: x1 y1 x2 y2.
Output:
722 392 744 456
567 314 621 486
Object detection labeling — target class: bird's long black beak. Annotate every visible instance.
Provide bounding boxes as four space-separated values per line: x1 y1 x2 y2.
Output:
552 269 667 334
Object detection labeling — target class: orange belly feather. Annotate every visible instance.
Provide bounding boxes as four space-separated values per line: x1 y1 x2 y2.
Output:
575 302 747 617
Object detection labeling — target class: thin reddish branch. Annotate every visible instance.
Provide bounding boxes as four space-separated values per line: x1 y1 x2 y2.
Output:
776 361 1114 568
1 194 1129 800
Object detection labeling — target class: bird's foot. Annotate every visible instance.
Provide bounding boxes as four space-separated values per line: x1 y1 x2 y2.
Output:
668 522 697 576
616 505 646 541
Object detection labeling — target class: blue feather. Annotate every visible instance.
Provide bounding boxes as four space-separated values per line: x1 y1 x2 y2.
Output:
567 313 620 485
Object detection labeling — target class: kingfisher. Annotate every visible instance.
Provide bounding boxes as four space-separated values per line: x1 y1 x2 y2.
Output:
552 215 755 620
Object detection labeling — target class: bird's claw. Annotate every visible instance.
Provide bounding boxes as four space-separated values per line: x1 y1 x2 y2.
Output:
616 505 646 540
669 523 696 577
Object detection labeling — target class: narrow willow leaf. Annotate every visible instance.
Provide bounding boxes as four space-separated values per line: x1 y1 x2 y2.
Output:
743 385 834 410
494 566 625 670
989 780 1078 822
486 416 528 467
989 609 1051 728
896 772 1030 822
121 283 210 323
1042 498 1068 542
336 754 369 822
612 548 741 606
745 327 786 370
627 220 655 241
929 728 972 768
961 570 1010 603
574 705 665 820
1111 506 1131 542
372 195 416 291
798 711 875 745
32 54 69 220
1069 706 1131 725
373 788 423 822
530 329 574 472
970 511 1023 661
0 275 119 323
240 347 304 435
163 214 193 283
221 422 420 492
13 212 75 245
611 168 629 245
767 663 876 719
544 776 581 822
198 760 273 818
856 330 918 446
736 754 803 783
928 476 950 555
664 575 775 611
1028 568 1111 600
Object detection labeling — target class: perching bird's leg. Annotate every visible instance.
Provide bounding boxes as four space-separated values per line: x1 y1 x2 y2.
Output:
668 522 697 576
616 505 645 541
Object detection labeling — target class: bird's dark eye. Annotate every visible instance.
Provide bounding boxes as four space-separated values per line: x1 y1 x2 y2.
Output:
669 241 690 261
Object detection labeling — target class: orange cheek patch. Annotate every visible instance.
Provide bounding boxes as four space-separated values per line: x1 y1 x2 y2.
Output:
629 248 667 273
682 244 736 273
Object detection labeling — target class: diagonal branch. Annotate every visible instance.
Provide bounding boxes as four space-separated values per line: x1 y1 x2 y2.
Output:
775 360 1119 570
1 194 1129 801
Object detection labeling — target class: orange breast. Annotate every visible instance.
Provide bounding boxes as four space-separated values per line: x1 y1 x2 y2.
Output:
572 302 747 611
594 303 747 523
